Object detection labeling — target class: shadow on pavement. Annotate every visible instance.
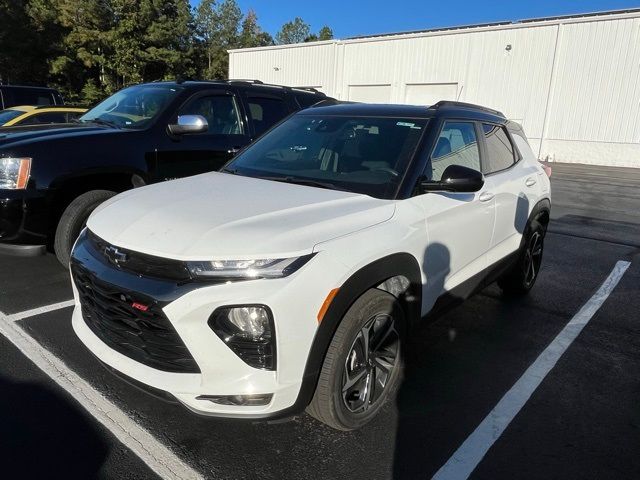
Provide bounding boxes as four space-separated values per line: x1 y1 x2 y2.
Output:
0 376 108 479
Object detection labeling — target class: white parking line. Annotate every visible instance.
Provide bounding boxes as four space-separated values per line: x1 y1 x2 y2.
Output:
432 260 631 480
6 299 75 322
0 303 204 480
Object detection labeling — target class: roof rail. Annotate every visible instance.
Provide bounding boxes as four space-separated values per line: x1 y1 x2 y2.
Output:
225 79 264 84
431 100 505 117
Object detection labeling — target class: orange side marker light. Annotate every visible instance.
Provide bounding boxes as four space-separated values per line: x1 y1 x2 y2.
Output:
317 288 339 323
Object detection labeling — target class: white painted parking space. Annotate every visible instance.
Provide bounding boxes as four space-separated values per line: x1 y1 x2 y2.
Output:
432 260 631 480
0 303 204 480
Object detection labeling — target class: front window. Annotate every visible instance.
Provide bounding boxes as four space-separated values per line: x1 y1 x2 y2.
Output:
226 114 427 199
79 85 182 129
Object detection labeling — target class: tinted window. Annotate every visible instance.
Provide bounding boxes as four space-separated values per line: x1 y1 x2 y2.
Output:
247 96 289 136
80 85 181 129
295 93 322 109
227 115 427 199
20 112 67 125
179 95 242 134
429 121 481 181
11 89 54 106
482 124 516 174
66 112 84 122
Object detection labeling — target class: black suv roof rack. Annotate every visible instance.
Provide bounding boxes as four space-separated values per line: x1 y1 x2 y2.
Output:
225 79 264 84
431 100 505 118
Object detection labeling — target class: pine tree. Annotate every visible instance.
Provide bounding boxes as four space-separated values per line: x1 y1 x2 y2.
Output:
275 17 311 45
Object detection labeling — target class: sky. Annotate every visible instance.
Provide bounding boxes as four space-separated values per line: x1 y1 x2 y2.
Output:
190 0 640 38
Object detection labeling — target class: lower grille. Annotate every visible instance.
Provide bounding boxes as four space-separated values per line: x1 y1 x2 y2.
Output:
71 263 200 374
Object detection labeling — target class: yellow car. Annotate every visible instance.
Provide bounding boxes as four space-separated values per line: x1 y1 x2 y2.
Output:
0 105 88 127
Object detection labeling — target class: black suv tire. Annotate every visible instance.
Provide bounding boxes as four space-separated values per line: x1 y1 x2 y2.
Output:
54 190 115 267
307 289 404 430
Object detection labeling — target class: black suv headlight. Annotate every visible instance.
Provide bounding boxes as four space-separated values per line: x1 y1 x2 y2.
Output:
208 306 276 370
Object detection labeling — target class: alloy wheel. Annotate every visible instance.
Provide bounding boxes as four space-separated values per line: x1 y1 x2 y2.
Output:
342 313 400 413
523 231 543 288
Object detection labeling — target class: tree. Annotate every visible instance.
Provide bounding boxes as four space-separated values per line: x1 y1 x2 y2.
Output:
239 9 273 48
275 17 311 45
194 0 242 79
318 26 333 41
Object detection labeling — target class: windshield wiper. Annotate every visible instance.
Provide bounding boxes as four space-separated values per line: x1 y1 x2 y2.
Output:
257 175 347 192
83 118 121 129
220 167 237 174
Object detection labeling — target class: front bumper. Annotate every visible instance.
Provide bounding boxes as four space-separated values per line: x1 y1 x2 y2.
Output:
70 232 346 418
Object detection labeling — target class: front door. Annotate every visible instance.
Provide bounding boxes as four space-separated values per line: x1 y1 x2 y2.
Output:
412 120 496 312
154 90 249 181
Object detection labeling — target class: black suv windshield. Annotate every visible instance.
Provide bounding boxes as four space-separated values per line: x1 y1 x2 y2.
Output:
79 85 182 129
226 114 427 199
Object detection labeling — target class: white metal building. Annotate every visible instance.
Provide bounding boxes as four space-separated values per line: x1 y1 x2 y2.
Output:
229 9 640 167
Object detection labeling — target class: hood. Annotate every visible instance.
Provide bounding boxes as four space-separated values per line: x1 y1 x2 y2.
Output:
0 124 122 148
88 172 396 260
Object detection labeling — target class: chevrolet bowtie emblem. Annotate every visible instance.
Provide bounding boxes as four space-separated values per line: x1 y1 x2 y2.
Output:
104 245 128 265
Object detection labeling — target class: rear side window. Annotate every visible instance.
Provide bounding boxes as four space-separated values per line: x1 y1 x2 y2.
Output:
11 89 54 106
295 93 322 109
247 95 290 137
482 124 516 174
429 121 481 181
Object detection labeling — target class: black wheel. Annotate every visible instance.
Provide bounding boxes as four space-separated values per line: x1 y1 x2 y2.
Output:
54 190 115 268
497 220 545 294
307 289 404 431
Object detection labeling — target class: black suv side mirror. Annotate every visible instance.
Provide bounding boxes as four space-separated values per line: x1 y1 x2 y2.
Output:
168 115 209 135
420 165 485 193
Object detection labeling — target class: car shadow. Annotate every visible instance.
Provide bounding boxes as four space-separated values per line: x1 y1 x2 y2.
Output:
0 376 108 479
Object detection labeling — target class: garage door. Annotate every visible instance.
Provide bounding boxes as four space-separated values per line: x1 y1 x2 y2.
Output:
348 84 392 103
404 83 459 106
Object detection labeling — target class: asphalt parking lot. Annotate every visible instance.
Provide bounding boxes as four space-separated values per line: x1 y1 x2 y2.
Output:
1 162 639 480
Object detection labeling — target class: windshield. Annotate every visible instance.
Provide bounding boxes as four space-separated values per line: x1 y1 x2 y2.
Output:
0 109 24 125
226 114 427 199
79 85 181 129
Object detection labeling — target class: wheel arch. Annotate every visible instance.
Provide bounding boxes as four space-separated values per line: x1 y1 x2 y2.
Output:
293 252 422 412
47 169 145 236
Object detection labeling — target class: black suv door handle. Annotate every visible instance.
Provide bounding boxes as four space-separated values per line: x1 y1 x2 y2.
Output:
227 146 241 154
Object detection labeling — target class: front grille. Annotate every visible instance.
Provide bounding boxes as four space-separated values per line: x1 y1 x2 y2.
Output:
87 231 192 282
72 263 200 374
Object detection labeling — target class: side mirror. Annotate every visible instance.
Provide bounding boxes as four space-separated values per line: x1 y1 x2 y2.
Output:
168 115 208 135
420 165 485 193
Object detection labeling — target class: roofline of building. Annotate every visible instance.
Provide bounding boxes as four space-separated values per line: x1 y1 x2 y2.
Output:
228 8 640 54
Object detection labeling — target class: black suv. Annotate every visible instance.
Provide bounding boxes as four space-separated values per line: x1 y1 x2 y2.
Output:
0 80 331 265
0 85 64 109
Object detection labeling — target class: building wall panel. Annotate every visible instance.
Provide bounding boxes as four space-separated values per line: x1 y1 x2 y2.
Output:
229 11 640 167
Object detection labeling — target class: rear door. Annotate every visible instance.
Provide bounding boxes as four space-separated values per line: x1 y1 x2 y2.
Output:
154 89 250 181
413 119 496 309
480 122 539 266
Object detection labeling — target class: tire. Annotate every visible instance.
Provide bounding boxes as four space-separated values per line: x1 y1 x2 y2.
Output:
307 289 405 431
497 220 545 295
54 190 115 268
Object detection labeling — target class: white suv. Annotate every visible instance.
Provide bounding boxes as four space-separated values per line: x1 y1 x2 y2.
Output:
70 101 551 430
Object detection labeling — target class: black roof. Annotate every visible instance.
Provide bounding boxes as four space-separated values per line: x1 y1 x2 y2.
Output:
137 79 326 96
300 101 506 122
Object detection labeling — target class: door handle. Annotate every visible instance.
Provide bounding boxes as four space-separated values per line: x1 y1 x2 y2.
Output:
525 177 537 187
227 146 241 154
479 191 495 202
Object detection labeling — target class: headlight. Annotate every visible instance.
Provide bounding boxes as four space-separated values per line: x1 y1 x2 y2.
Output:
0 157 31 189
187 254 315 279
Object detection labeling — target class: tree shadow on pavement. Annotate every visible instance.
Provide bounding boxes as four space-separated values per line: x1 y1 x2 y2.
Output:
0 376 108 479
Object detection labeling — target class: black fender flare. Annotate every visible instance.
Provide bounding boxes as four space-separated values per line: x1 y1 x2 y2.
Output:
289 252 422 414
